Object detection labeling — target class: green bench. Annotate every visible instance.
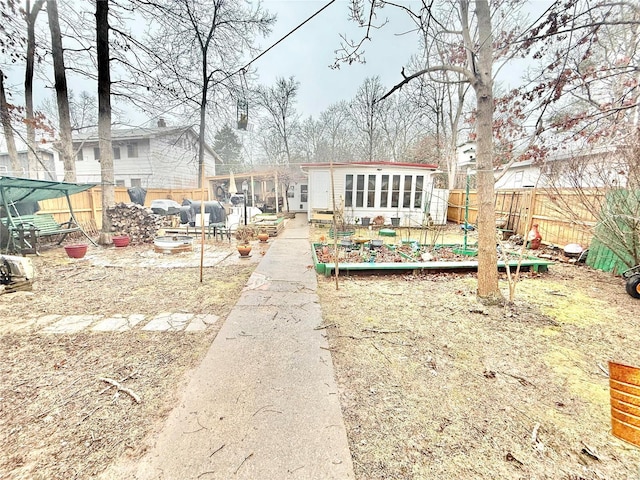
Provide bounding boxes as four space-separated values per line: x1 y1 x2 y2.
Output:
2 213 84 253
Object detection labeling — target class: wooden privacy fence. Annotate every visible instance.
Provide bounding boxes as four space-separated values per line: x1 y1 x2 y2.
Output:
448 188 601 248
38 187 209 231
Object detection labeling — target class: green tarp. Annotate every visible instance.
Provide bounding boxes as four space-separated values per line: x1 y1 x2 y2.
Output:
0 176 97 205
586 189 640 274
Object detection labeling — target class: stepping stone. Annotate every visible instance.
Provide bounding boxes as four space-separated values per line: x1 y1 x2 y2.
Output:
185 314 219 332
42 315 102 333
142 312 193 331
91 314 146 332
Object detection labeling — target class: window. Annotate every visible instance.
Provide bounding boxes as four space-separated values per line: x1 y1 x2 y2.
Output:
414 176 424 209
380 175 389 208
355 175 365 208
76 149 84 161
367 175 376 208
130 178 142 187
113 147 120 160
300 184 308 203
514 170 524 187
403 176 412 208
115 179 125 187
287 185 294 198
93 147 100 161
391 175 401 208
127 143 139 158
345 174 354 207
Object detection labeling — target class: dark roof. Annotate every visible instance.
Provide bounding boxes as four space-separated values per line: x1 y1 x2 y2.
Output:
73 126 192 142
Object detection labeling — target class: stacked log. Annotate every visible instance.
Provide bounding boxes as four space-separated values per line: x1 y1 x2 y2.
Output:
106 202 172 244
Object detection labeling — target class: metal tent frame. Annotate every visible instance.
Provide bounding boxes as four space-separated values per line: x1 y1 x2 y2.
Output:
0 176 98 253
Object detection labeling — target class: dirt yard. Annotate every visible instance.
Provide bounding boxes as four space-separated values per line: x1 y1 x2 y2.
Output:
1 231 639 480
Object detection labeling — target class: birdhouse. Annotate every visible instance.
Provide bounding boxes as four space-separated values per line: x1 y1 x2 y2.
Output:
237 99 248 130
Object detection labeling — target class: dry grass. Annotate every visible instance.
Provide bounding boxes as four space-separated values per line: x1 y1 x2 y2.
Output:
2 231 640 480
318 264 640 479
0 242 256 480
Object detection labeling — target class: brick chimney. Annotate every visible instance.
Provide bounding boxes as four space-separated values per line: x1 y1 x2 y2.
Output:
158 118 167 128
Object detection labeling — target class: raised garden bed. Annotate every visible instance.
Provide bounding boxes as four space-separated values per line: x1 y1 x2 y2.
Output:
312 242 553 277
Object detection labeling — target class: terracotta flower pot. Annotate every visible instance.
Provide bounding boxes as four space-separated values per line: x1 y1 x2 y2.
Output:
64 244 88 259
237 244 252 257
257 232 269 243
112 235 130 247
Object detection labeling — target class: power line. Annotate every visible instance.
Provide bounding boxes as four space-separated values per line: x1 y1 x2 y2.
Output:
236 0 336 76
134 0 337 128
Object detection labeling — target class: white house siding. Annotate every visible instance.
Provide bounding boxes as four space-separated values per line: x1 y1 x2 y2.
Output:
306 164 445 226
148 133 199 188
494 164 542 189
71 127 217 189
286 181 309 213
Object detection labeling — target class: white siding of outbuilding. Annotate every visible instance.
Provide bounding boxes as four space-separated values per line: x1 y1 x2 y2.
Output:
306 164 447 226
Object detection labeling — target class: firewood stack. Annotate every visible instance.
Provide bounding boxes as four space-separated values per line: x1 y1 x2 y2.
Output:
106 202 172 244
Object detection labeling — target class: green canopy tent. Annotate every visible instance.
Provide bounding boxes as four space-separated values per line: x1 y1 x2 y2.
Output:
0 176 98 252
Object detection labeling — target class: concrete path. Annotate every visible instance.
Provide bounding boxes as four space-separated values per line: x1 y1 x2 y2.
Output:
106 215 355 479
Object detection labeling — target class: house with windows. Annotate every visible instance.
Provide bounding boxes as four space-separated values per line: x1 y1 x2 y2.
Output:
0 148 56 180
493 146 629 189
300 162 448 226
68 120 221 188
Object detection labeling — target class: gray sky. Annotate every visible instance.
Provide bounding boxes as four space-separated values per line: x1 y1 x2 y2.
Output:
252 0 422 118
1 0 543 145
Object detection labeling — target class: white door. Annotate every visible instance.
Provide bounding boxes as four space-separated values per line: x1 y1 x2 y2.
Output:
310 171 330 209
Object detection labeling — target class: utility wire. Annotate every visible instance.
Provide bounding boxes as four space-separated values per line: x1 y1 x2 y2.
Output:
220 0 336 87
135 0 336 128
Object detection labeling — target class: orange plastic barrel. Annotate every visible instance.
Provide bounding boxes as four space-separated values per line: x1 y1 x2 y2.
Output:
609 361 640 447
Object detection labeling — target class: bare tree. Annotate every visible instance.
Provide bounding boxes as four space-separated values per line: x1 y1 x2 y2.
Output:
47 0 76 181
39 90 98 134
336 0 510 300
0 69 21 175
137 0 274 187
350 76 386 162
24 0 45 178
255 76 300 166
377 89 427 163
319 101 355 163
518 1 640 268
296 116 326 163
96 0 114 245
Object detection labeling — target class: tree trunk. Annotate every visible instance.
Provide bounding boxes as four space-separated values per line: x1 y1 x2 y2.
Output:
25 0 45 179
473 0 501 301
96 0 113 244
47 0 76 182
198 79 207 188
0 70 22 175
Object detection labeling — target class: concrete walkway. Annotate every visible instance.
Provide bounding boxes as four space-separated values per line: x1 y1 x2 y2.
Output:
107 215 355 479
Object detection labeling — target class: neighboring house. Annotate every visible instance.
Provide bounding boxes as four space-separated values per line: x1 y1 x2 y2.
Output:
0 149 57 180
68 120 221 188
300 162 448 226
494 147 629 189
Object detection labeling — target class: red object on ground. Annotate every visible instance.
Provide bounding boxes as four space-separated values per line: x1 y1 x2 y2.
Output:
64 244 88 258
528 224 542 250
112 235 130 247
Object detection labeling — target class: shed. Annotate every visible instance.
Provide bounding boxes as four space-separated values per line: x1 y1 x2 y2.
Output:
300 162 448 226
